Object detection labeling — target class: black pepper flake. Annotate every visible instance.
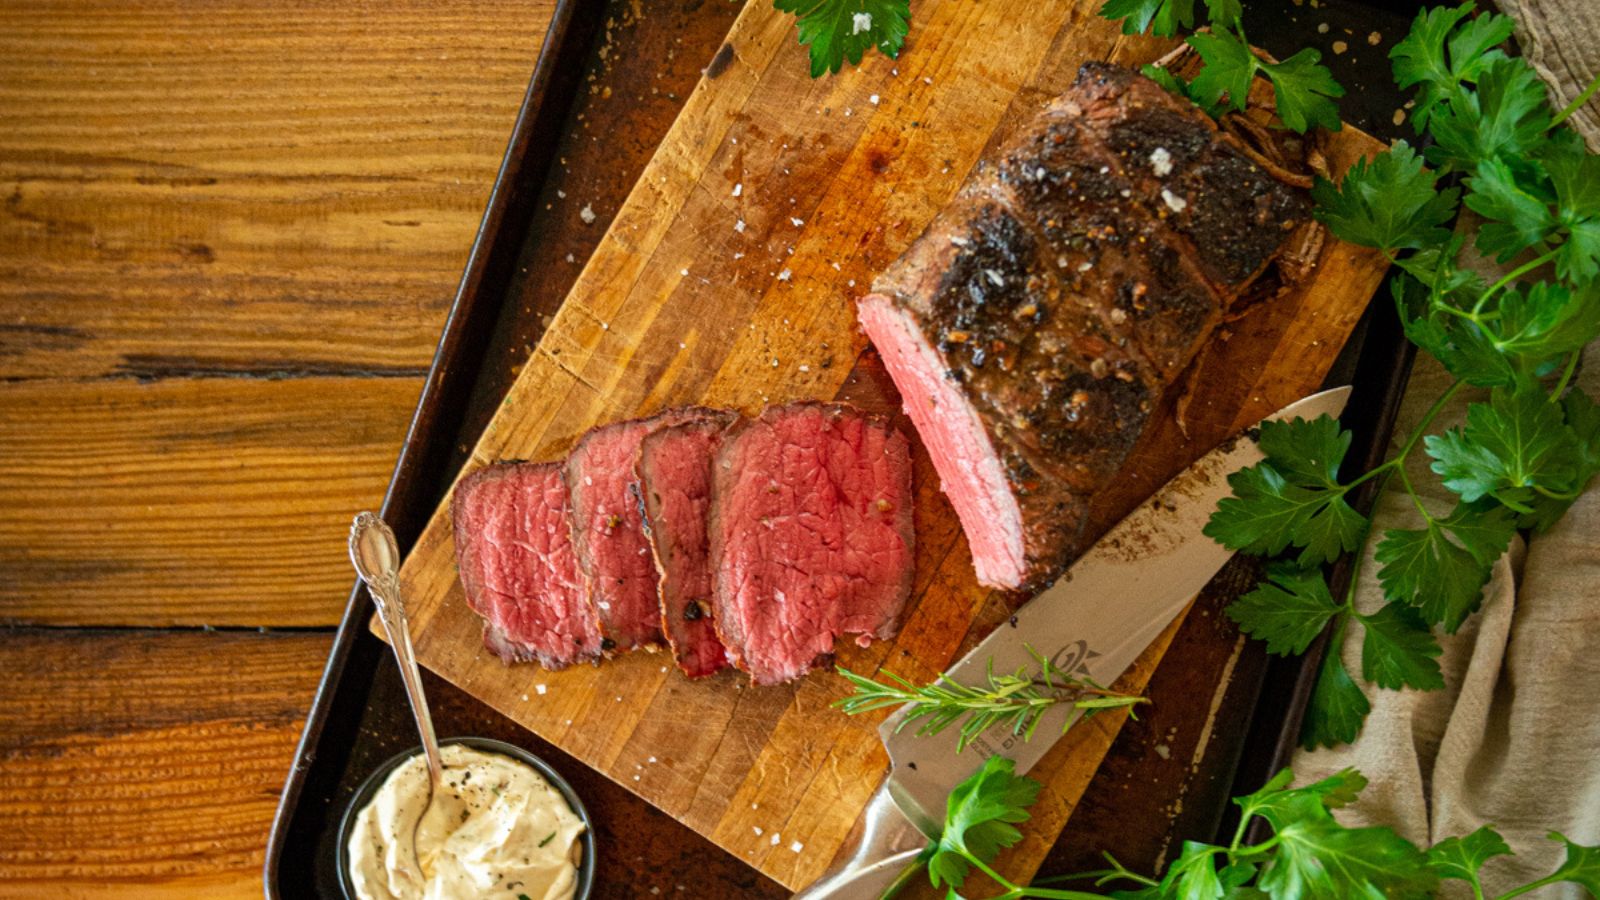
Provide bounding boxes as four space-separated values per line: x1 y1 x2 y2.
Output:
1009 615 1019 628
601 637 617 651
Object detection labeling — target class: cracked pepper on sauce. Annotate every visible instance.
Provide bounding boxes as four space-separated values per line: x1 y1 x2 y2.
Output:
346 744 585 900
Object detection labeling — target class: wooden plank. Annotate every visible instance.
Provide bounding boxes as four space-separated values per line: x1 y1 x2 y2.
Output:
0 376 415 626
0 0 553 380
0 629 331 896
393 0 1391 889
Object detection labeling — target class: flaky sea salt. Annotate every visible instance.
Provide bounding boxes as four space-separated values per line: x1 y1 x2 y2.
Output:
851 11 872 33
580 203 597 224
1149 147 1174 177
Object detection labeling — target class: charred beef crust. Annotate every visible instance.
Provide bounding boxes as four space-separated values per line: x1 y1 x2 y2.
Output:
871 62 1312 590
1071 62 1311 288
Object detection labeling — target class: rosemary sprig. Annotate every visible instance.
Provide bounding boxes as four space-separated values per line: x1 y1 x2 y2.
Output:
834 645 1146 752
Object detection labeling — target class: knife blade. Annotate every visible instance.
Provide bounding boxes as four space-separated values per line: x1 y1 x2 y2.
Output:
795 386 1351 898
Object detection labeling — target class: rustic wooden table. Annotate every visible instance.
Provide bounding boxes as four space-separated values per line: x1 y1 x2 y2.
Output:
0 1 1272 896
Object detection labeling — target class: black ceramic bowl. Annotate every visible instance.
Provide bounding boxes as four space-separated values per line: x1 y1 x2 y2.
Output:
337 736 596 899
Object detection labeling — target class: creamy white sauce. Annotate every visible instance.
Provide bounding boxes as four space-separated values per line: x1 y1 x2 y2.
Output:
347 744 585 900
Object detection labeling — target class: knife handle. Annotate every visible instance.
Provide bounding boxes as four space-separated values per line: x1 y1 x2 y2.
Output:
793 780 928 898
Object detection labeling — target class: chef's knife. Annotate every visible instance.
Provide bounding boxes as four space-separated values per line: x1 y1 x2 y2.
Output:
794 386 1351 898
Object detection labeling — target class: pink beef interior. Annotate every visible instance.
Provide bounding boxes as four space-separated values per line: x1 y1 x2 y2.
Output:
858 294 1025 588
566 420 666 651
451 463 602 668
638 417 733 678
711 403 914 685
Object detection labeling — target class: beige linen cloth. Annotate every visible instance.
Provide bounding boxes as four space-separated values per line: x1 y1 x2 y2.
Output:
1290 6 1600 896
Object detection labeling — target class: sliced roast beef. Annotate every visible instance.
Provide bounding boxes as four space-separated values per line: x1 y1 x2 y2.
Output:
860 61 1312 591
451 463 603 668
566 408 710 652
709 402 915 685
636 409 739 678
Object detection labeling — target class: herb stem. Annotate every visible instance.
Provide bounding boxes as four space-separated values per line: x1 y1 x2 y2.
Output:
1397 464 1435 524
1397 381 1466 465
1551 69 1600 127
1475 250 1558 314
876 855 924 900
1494 873 1562 900
1550 350 1581 401
961 853 1104 900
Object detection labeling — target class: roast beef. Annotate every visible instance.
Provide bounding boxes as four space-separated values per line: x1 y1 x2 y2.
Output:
566 408 709 652
709 402 915 685
859 62 1312 591
452 462 603 668
636 409 740 678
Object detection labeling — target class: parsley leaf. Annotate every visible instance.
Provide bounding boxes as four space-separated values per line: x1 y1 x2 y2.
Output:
1235 767 1365 827
1426 387 1581 510
1098 0 1195 37
1186 28 1256 114
1227 563 1340 656
1543 832 1600 895
1519 388 1600 531
773 0 911 78
1140 63 1191 99
1565 388 1600 475
1427 825 1513 887
1390 3 1515 131
1238 767 1437 898
1262 48 1345 133
1494 282 1600 373
1372 501 1513 633
1312 142 1458 250
924 756 1039 890
1260 817 1437 899
1374 518 1494 632
1401 313 1516 389
1427 56 1553 171
1464 157 1557 262
1544 145 1600 284
1205 416 1366 566
1301 629 1371 749
1359 602 1445 691
1157 841 1226 899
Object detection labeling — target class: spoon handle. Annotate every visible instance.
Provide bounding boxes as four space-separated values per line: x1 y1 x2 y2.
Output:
349 512 444 787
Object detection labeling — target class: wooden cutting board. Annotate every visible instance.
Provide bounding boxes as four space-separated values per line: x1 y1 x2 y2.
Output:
392 0 1388 889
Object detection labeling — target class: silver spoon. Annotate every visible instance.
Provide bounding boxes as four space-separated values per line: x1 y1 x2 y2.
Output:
349 512 444 854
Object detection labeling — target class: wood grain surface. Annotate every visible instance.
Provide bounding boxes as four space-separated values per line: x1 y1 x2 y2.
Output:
0 0 554 626
0 630 332 898
393 0 1390 889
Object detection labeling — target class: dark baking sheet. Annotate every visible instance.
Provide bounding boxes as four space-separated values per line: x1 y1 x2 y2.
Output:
265 0 1427 894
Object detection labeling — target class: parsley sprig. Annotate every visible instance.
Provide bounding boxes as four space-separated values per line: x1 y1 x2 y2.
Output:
1215 2 1600 749
1102 0 1600 749
894 760 1600 899
774 0 911 77
1100 0 1344 132
835 646 1145 753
